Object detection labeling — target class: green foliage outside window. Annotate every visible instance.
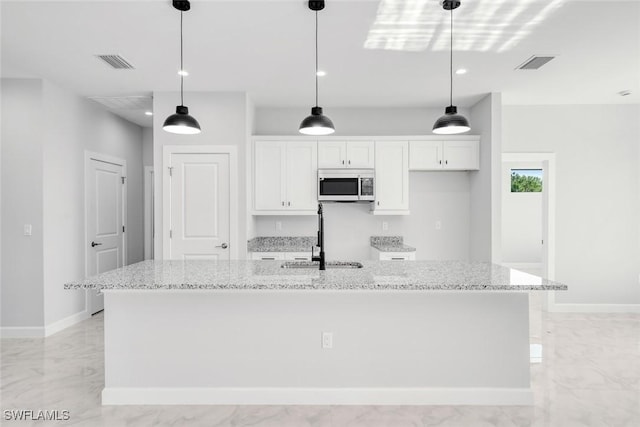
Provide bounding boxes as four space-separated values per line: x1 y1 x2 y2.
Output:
511 169 543 192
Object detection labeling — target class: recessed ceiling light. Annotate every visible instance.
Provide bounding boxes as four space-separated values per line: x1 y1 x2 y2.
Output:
145 111 153 116
618 90 632 97
178 69 189 76
316 70 327 77
455 68 467 75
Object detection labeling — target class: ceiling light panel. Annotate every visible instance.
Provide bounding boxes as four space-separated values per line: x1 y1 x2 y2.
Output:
365 0 566 52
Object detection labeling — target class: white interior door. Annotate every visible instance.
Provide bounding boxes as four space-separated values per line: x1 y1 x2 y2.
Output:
87 158 125 314
168 153 230 260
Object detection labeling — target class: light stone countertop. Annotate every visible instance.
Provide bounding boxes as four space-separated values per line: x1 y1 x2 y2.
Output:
248 236 316 252
65 260 567 292
370 236 416 252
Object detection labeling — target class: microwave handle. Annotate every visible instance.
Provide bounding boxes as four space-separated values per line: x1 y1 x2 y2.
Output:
358 177 362 199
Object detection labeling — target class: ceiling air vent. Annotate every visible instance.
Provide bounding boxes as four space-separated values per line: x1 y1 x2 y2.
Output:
96 54 135 70
516 55 555 70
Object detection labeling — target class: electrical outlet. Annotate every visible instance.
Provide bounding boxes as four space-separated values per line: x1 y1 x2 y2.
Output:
435 220 442 230
276 221 282 231
321 332 333 349
23 224 32 236
382 221 389 231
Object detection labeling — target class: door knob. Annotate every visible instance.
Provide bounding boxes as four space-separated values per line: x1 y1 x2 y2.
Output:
216 243 228 249
91 241 102 247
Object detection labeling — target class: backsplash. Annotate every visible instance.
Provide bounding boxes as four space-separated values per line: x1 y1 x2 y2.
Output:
252 173 472 261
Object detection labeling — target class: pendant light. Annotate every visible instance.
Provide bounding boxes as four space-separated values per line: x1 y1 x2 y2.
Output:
163 0 201 135
433 0 470 135
299 0 335 136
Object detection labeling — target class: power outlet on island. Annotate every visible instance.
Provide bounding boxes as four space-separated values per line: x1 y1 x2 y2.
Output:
275 221 282 231
321 332 333 349
382 221 389 231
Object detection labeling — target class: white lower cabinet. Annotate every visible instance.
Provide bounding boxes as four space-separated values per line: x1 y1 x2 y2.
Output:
371 248 416 260
254 141 317 214
250 252 312 261
372 141 409 215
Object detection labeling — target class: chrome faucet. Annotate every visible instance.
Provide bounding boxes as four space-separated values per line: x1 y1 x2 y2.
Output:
311 202 326 270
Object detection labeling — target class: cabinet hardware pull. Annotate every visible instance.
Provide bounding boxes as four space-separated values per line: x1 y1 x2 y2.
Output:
282 201 285 206
348 160 351 165
391 258 404 260
445 160 448 165
262 257 275 260
439 160 442 165
342 160 345 165
288 201 291 206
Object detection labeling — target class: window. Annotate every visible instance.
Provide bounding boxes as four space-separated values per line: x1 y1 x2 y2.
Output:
511 169 542 192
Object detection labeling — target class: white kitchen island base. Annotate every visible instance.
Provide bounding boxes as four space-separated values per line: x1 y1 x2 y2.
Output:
102 290 532 405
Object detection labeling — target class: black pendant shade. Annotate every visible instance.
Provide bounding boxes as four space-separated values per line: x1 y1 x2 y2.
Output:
164 0 201 135
300 107 335 136
433 0 470 135
299 0 334 136
163 106 201 135
432 106 470 135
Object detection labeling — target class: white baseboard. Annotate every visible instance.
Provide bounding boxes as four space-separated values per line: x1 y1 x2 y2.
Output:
45 310 90 337
102 387 534 406
0 326 45 338
549 303 640 313
0 310 90 338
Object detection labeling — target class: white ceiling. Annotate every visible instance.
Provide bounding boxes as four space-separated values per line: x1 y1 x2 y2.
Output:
2 0 639 127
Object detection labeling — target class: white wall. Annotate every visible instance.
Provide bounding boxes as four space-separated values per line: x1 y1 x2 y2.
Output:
503 105 640 305
142 127 153 167
152 92 250 259
1 78 144 331
469 93 502 262
255 107 472 136
41 80 144 326
255 173 470 261
1 79 45 327
501 161 543 264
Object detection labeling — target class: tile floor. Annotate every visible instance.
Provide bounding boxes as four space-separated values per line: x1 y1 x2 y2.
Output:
1 300 638 426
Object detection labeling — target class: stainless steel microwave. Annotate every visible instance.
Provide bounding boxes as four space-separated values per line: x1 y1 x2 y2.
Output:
318 169 374 202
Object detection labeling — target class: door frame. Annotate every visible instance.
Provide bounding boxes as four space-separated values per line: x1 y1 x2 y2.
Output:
84 151 127 313
502 152 556 309
144 166 154 260
162 145 239 260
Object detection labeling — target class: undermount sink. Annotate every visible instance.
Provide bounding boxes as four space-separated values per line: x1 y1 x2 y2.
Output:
281 261 363 269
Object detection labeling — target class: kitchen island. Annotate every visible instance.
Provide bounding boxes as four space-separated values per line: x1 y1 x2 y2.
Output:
66 260 566 406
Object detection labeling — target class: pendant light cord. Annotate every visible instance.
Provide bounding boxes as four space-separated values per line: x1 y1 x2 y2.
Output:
449 7 453 107
180 10 184 106
315 10 319 107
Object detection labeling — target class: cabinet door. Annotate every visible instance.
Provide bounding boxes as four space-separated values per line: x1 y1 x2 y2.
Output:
318 142 346 168
443 140 479 170
346 141 375 168
286 141 318 210
374 141 409 211
254 142 286 210
409 141 443 170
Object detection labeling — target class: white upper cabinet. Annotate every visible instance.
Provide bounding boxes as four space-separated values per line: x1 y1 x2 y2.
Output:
286 142 318 210
254 141 317 214
345 141 375 168
318 141 374 168
409 139 479 171
254 141 286 211
317 141 346 168
373 141 409 214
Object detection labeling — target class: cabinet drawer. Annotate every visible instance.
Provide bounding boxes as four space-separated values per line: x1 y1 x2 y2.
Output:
378 252 416 261
250 252 285 260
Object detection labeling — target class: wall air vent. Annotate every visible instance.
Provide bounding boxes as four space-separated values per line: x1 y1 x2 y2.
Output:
96 54 135 69
516 55 555 70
